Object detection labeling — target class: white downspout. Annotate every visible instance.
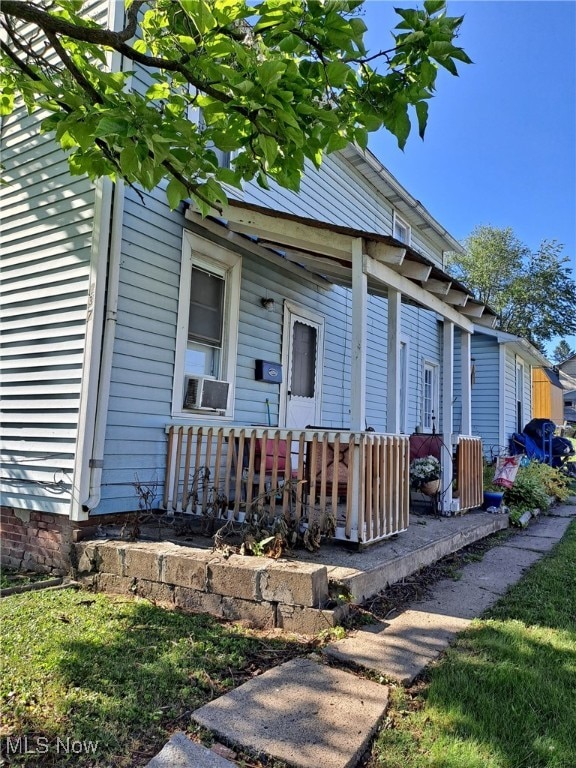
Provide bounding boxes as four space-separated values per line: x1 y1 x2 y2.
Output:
70 178 113 521
81 181 124 513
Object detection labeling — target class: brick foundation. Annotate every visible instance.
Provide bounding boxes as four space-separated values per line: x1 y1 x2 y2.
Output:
0 507 140 575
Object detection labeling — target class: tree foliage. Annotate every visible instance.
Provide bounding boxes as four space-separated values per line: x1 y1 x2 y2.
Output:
447 225 576 350
552 340 575 364
0 0 471 212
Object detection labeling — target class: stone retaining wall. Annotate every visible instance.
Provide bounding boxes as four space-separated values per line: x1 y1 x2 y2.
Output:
73 540 348 635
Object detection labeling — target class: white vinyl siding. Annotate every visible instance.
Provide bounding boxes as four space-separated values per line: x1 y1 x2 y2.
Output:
0 110 96 515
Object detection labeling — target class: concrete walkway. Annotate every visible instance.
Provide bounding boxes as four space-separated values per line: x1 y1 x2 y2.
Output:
145 500 576 768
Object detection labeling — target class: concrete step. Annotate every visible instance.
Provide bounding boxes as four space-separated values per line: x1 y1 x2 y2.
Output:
326 512 510 604
144 732 236 767
192 657 389 768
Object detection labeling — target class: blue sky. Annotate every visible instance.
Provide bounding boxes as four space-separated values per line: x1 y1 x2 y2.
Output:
360 0 576 359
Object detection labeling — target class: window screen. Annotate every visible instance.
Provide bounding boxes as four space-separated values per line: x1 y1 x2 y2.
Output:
291 321 317 398
188 267 224 346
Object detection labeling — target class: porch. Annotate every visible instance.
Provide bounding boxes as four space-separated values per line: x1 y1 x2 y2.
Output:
162 424 484 546
74 506 508 634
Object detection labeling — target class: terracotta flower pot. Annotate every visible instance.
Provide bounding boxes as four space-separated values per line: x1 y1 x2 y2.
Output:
420 479 440 496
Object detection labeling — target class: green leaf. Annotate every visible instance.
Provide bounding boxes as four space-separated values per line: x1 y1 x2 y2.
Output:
258 60 286 90
166 177 189 210
326 60 352 87
326 132 349 154
258 134 279 168
95 116 131 138
415 101 429 139
424 0 446 14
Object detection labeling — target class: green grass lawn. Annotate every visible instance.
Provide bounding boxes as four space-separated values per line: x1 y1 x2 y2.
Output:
369 519 576 768
0 590 312 767
2 518 575 768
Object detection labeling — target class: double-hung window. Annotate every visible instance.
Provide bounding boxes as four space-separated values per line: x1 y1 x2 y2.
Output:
393 212 411 245
173 233 241 417
422 361 439 432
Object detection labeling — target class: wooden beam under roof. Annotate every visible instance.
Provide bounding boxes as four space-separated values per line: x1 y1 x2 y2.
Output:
443 289 469 307
363 255 475 332
365 241 406 265
392 261 432 281
224 206 353 260
424 278 452 295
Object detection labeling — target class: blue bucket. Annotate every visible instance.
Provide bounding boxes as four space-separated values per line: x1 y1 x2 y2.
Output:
483 491 504 510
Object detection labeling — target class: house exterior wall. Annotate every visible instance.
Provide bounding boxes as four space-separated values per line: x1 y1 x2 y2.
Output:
0 1 113 578
0 99 99 518
469 334 501 456
95 159 446 515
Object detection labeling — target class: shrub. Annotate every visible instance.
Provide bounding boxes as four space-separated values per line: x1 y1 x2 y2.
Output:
503 461 553 514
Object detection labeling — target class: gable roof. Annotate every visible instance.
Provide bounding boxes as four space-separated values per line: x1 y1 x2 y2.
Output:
472 325 550 367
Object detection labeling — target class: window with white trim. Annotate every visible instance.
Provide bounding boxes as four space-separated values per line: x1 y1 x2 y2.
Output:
393 212 411 245
422 361 439 432
173 233 241 417
189 106 234 170
516 359 525 432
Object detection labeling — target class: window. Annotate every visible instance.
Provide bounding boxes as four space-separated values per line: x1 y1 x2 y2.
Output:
516 360 525 432
189 106 233 170
422 361 439 432
173 233 241 417
393 212 411 245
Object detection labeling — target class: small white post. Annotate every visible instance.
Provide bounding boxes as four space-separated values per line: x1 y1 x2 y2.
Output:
350 237 367 432
442 320 454 513
461 329 472 435
387 288 401 434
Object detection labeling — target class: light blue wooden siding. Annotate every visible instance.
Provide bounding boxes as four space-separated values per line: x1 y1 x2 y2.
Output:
502 348 533 437
0 106 97 515
470 334 501 456
240 153 443 265
98 182 445 512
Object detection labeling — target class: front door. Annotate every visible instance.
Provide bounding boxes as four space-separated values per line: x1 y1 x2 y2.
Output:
281 302 324 429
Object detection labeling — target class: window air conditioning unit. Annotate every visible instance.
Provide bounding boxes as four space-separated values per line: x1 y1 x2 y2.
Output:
183 376 230 411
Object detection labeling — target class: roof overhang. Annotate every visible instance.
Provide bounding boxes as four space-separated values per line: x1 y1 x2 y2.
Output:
473 325 550 367
186 200 497 333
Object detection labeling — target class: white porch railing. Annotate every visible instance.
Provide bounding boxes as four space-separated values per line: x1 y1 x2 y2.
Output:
163 425 410 545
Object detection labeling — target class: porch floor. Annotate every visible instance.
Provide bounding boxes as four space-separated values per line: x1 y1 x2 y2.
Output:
87 508 509 606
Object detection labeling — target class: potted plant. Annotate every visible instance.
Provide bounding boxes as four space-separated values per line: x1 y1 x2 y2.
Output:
410 455 441 496
482 461 505 510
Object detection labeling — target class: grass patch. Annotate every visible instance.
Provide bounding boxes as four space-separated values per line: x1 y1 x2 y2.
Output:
368 519 576 768
0 569 56 590
0 590 312 766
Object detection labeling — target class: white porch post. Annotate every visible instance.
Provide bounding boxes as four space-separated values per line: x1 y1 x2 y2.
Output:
350 238 367 540
350 237 367 431
442 320 454 512
386 288 401 434
461 329 472 435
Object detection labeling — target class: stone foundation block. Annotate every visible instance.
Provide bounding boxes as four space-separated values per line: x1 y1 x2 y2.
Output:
174 586 225 616
123 546 162 581
259 561 329 607
221 596 276 629
162 549 212 590
277 603 349 635
207 556 267 601
96 573 134 594
94 542 124 575
133 579 175 606
75 543 98 576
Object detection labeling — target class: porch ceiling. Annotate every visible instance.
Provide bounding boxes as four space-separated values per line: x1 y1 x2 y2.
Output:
185 200 497 331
